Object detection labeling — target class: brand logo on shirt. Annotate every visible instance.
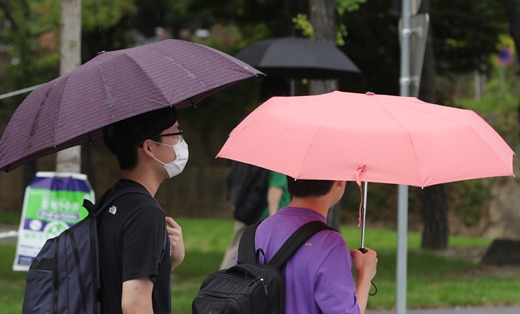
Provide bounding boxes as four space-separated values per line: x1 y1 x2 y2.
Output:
108 205 117 215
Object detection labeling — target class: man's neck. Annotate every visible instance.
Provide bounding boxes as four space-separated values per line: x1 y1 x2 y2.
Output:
288 197 330 218
121 170 161 197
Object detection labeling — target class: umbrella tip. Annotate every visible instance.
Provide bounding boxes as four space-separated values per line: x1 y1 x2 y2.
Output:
97 51 106 55
366 91 375 96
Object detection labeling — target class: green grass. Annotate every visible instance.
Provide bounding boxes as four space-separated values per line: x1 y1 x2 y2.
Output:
1 218 518 313
0 245 28 313
0 211 22 225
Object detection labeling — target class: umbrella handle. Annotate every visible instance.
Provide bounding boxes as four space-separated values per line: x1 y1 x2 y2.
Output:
357 247 378 296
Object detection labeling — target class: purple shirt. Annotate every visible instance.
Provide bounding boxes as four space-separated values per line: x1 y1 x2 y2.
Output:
256 206 360 314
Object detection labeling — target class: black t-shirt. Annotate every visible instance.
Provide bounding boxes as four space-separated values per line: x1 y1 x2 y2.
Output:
98 179 172 313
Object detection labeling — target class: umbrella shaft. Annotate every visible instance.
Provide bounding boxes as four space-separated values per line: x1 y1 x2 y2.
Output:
360 181 368 248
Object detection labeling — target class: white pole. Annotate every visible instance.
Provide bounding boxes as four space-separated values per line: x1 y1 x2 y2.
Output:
398 0 411 313
396 185 408 314
360 181 368 248
0 85 40 100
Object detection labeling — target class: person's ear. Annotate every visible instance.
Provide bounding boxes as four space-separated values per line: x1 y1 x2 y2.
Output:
141 139 156 158
335 181 346 188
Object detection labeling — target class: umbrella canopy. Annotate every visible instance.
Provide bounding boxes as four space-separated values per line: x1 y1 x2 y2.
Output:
0 39 263 172
218 91 515 187
235 37 361 79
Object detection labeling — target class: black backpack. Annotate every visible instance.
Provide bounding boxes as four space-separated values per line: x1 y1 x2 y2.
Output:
192 220 334 314
22 186 151 314
226 161 269 225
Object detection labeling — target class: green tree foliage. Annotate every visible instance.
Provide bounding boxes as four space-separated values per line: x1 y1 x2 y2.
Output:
292 13 314 39
336 0 366 15
180 0 308 46
82 0 137 31
338 0 509 96
335 0 367 46
291 0 367 45
339 0 401 94
0 0 60 113
431 0 508 75
0 0 511 103
0 0 138 93
447 180 490 227
0 1 56 84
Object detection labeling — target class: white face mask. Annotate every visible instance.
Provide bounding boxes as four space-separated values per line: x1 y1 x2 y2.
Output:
152 138 189 178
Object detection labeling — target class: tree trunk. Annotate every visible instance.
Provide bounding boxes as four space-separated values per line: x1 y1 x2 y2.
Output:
419 0 449 250
23 161 37 191
502 0 520 133
309 0 341 230
309 0 338 94
56 0 82 173
421 185 449 249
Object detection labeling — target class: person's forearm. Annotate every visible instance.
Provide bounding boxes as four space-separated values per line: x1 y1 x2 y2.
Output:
267 187 283 216
122 306 153 314
166 216 185 269
355 275 372 314
122 279 154 314
171 247 185 269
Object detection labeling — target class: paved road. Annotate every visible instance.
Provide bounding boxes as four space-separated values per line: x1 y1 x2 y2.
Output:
367 307 520 314
0 229 17 244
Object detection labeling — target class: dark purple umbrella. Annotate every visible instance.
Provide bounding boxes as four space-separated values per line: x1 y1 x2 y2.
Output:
0 39 263 172
235 37 361 79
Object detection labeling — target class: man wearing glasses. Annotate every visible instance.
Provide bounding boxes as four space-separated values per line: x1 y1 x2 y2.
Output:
98 106 187 313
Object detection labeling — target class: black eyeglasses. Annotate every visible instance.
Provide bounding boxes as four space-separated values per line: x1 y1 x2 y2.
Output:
157 130 183 138
149 130 183 143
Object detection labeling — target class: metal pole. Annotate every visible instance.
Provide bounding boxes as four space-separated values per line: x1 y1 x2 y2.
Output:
398 0 411 313
0 85 40 100
360 181 368 248
396 185 408 314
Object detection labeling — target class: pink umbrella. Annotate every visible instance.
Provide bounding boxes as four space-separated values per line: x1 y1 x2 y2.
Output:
217 91 515 247
218 91 513 186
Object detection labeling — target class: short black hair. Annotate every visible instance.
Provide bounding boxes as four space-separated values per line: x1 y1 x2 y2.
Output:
286 176 334 197
104 106 177 170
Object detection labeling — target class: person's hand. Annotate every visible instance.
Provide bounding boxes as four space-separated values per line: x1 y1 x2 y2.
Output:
166 217 185 269
350 248 378 314
350 247 377 282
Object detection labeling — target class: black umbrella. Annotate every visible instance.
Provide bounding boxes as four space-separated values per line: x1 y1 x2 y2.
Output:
235 37 361 79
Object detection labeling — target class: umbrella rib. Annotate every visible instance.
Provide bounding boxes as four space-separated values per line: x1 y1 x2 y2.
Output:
118 53 171 106
372 97 425 186
55 73 99 148
293 106 348 180
45 77 69 149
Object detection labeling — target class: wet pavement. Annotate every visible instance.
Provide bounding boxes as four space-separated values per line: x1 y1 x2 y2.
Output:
367 306 520 314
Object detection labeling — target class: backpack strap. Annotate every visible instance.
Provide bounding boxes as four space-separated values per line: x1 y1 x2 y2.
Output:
237 221 262 264
237 220 335 268
82 187 155 217
82 186 164 255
